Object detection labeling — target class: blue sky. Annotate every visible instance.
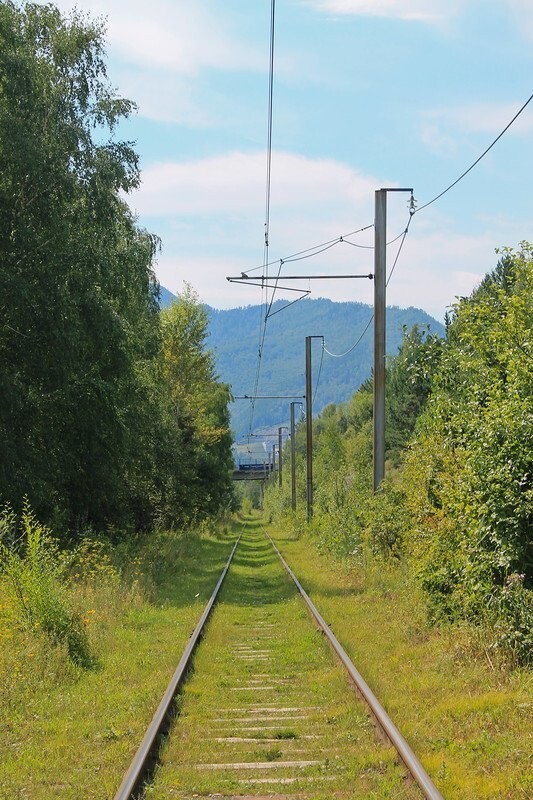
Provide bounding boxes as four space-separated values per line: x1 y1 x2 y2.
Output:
47 0 532 319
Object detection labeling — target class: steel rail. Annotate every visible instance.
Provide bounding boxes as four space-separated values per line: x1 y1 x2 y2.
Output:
113 533 242 800
265 530 445 800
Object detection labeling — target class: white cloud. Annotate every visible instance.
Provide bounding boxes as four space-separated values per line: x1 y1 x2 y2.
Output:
305 0 465 23
419 123 459 158
113 66 214 126
308 0 533 42
134 150 505 318
422 102 533 138
505 0 533 41
153 255 260 307
385 231 494 318
130 150 384 308
50 0 261 74
130 150 378 219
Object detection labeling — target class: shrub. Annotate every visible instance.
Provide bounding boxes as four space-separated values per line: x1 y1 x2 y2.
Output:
0 507 94 668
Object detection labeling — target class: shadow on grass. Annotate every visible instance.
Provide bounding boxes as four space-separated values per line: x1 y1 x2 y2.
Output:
218 529 296 607
293 576 364 599
145 517 306 612
145 531 242 608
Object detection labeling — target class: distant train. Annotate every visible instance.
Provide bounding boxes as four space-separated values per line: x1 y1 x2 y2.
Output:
236 460 273 472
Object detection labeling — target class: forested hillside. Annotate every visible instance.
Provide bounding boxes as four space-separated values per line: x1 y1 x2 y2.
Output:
207 298 444 438
0 3 234 534
265 244 532 665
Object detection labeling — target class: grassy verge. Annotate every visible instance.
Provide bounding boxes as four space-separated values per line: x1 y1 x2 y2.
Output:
268 518 532 800
0 518 240 799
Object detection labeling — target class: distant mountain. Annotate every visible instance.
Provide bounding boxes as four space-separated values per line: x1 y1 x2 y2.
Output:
205 298 444 441
158 285 177 308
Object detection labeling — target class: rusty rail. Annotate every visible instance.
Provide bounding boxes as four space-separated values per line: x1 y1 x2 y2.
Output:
265 530 445 800
113 533 242 800
114 525 444 800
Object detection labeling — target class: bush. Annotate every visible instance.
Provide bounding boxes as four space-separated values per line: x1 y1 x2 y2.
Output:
0 507 94 668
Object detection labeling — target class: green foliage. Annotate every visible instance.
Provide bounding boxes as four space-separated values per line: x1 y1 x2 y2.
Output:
0 4 235 533
0 1 158 529
403 244 533 663
0 506 93 667
158 286 235 524
385 325 442 463
234 480 263 511
266 247 532 664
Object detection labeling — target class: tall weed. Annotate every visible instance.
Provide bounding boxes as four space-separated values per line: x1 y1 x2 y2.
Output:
0 507 94 668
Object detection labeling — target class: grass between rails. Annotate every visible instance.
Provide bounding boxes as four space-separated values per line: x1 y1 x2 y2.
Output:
147 517 422 799
267 517 532 800
0 519 241 800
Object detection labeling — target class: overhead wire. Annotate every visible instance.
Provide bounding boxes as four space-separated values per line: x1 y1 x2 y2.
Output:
264 0 276 252
415 91 533 214
321 92 533 367
264 226 379 320
248 0 276 440
244 81 533 432
313 339 325 404
322 94 533 365
323 314 374 358
322 211 413 358
243 223 374 274
266 292 310 318
282 238 348 263
386 214 413 287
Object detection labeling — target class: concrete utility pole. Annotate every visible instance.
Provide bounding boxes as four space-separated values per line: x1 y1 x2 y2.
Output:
290 402 302 511
373 190 387 493
305 335 323 521
373 188 413 492
277 427 288 488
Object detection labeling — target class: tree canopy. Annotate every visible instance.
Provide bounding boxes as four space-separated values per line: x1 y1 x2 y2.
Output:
0 2 234 533
265 244 532 664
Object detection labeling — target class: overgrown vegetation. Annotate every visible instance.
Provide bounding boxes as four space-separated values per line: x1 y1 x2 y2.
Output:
266 244 532 665
0 2 234 535
0 507 239 798
268 520 532 799
0 506 94 667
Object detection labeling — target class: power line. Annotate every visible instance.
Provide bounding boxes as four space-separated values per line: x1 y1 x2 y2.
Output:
415 91 533 214
266 292 310 318
264 0 276 250
243 90 533 431
282 238 344 263
242 224 374 274
313 342 325 404
322 214 413 359
248 0 276 440
323 314 373 358
263 229 374 320
317 91 533 356
386 218 412 287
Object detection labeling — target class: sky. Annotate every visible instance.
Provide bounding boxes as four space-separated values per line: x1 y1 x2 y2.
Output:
40 0 532 319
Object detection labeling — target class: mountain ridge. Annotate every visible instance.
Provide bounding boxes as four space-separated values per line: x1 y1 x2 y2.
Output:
204 297 444 439
158 288 444 438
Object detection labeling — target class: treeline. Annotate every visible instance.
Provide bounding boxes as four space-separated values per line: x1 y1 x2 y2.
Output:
0 2 234 535
266 244 532 664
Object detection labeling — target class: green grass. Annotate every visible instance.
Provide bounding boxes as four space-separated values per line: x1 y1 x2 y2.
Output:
267 518 533 799
2 514 529 798
146 518 422 798
0 520 241 799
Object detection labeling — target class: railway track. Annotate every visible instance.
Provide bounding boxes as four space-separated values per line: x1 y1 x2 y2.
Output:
114 522 444 800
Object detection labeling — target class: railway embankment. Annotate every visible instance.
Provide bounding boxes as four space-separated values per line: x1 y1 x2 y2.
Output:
267 520 532 799
0 518 240 799
0 514 530 798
